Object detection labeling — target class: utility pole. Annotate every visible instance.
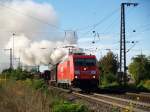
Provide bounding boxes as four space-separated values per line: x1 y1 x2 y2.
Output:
119 3 138 84
4 48 13 69
15 57 21 69
18 57 21 69
12 33 15 67
10 48 13 69
37 65 40 72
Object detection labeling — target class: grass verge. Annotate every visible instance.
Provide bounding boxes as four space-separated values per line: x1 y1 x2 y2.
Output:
0 79 89 112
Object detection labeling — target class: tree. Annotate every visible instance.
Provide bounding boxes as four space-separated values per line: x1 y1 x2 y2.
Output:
98 51 119 85
1 68 33 80
128 55 150 85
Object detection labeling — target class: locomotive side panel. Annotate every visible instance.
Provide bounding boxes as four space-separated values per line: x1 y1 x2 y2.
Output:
68 55 75 83
57 60 71 85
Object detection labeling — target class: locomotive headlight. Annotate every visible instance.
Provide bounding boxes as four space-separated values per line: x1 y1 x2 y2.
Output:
91 70 96 74
75 76 78 79
75 70 80 75
93 75 96 78
83 67 87 71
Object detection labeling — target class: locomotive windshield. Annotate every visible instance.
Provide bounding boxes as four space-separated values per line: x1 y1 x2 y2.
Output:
74 58 96 66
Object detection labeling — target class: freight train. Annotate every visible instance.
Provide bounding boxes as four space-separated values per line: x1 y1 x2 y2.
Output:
42 53 100 90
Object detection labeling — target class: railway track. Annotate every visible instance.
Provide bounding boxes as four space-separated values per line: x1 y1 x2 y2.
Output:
140 92 150 96
72 92 150 112
92 93 150 112
106 92 150 103
50 86 150 112
126 92 150 103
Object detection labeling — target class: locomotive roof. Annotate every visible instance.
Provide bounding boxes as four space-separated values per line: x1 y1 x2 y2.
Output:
71 54 96 58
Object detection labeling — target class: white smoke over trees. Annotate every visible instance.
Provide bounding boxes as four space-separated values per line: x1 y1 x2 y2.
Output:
0 0 77 67
5 34 68 65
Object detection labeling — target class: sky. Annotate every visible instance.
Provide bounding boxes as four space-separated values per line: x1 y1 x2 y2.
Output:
36 0 150 60
35 0 150 47
0 0 150 72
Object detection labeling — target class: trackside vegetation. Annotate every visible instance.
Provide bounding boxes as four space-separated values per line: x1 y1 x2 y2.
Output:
0 53 149 112
0 69 89 112
98 52 150 91
128 55 150 90
98 51 119 88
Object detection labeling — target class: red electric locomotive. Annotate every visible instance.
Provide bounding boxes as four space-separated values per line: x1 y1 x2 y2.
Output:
56 54 99 90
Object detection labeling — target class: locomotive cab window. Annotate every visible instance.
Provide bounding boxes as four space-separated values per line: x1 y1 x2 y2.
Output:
74 58 96 66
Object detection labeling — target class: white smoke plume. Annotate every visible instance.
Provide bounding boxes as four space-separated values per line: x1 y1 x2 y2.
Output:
0 0 58 45
0 0 77 67
6 34 68 65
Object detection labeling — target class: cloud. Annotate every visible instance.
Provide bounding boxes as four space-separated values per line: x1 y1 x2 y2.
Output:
0 0 68 67
0 0 58 47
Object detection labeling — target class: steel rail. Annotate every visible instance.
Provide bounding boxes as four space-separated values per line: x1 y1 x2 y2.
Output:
94 93 150 107
126 92 150 103
73 92 150 112
126 92 150 98
49 86 150 112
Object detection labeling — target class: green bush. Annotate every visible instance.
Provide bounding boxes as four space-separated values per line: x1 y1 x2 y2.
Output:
100 73 118 87
22 79 48 91
32 79 48 90
137 80 150 90
128 55 150 85
1 68 12 78
106 73 117 83
0 79 90 112
23 78 33 86
11 69 33 80
1 68 47 91
53 101 88 112
1 68 33 80
143 80 150 90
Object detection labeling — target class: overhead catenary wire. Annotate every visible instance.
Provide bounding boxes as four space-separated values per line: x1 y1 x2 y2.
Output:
92 7 135 42
102 15 120 34
80 6 142 39
103 7 133 35
81 4 147 50
78 9 120 45
80 8 119 31
80 22 150 40
79 8 120 36
89 24 150 52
